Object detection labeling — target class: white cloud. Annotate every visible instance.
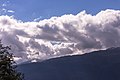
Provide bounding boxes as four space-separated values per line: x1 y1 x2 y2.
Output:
0 1 14 15
7 10 15 13
33 16 42 22
0 9 120 63
2 4 7 7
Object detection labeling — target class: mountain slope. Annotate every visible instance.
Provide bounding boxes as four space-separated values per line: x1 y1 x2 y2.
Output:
18 47 120 80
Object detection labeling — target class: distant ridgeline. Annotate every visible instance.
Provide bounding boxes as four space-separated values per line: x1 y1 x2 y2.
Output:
18 47 120 80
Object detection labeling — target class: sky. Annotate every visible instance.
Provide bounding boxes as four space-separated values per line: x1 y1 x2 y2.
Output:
0 0 120 63
0 0 120 21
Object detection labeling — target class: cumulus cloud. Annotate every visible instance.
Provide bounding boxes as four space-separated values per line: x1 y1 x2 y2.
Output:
0 9 120 63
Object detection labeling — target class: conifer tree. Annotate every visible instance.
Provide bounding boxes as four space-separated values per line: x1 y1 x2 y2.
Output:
0 41 24 80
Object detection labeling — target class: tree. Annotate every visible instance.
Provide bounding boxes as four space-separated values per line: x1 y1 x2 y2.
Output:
0 41 24 80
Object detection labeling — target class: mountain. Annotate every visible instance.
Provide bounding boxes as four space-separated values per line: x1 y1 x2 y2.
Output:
18 47 120 80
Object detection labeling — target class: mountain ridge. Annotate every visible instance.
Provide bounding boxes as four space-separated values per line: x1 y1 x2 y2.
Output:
18 47 120 80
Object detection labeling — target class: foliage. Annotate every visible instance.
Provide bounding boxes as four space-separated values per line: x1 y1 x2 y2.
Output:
0 41 24 80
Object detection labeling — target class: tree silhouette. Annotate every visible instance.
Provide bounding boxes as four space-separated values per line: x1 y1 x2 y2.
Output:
0 41 24 80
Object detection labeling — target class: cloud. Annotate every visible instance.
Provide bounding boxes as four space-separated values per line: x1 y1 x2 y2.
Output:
0 0 14 15
0 9 120 63
33 16 42 22
7 10 15 13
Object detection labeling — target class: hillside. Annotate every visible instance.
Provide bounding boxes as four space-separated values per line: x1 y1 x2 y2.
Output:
18 47 120 80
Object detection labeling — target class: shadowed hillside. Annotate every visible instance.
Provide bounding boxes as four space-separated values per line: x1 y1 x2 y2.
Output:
18 47 120 80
